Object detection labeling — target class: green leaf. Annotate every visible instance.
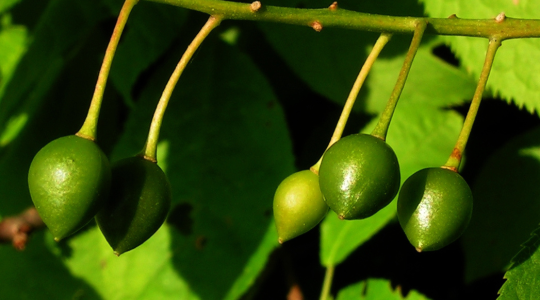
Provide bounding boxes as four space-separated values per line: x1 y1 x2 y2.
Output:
62 35 293 299
321 101 463 266
0 0 20 13
0 19 29 147
0 0 109 147
0 231 102 300
420 0 540 114
60 225 194 300
498 225 540 299
224 221 279 300
462 125 540 282
365 45 476 113
336 278 431 300
109 1 187 107
0 18 28 100
60 223 276 300
320 203 396 267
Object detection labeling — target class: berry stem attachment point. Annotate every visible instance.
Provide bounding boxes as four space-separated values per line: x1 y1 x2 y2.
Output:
371 20 426 141
140 15 222 162
310 33 392 174
77 0 139 141
444 37 502 170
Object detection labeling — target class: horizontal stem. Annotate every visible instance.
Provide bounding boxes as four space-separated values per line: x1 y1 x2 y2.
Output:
146 0 540 40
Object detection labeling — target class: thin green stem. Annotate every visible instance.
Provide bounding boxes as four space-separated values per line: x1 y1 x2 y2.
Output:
140 15 222 162
371 21 426 141
146 0 540 40
77 0 138 141
327 33 392 147
319 265 335 300
310 33 392 174
444 37 502 171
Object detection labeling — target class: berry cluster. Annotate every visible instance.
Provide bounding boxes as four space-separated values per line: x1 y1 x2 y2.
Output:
273 24 501 252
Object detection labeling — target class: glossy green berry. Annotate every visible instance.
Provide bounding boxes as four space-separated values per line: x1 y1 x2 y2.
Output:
319 133 400 220
28 135 111 241
397 167 473 252
273 170 329 244
96 156 172 256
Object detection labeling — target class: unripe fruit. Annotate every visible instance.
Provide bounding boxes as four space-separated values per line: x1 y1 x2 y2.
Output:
273 170 328 244
319 134 400 220
397 167 473 252
28 135 111 241
96 156 172 255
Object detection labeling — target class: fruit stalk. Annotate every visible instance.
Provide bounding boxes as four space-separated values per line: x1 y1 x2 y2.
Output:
371 20 426 141
319 265 335 300
327 33 392 148
444 37 502 171
141 15 222 162
311 33 392 173
78 0 139 141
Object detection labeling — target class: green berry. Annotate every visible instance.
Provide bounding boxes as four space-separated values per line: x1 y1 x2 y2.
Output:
28 135 111 241
319 133 400 220
273 170 328 243
397 167 473 252
96 156 172 256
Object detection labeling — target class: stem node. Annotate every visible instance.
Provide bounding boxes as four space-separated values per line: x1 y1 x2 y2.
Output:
311 21 323 32
496 12 506 23
250 1 261 12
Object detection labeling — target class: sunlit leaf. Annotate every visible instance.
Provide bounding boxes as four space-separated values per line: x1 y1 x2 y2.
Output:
421 0 540 114
498 225 540 299
0 0 20 13
0 0 109 146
